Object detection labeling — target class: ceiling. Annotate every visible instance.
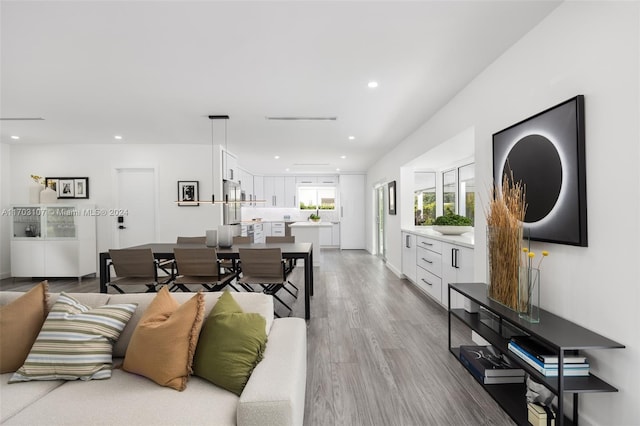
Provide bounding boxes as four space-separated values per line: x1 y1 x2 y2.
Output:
0 1 561 175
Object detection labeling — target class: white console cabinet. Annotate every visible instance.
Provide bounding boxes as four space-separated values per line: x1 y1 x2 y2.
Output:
10 205 97 279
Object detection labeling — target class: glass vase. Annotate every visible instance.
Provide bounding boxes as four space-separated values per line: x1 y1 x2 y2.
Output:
518 266 540 323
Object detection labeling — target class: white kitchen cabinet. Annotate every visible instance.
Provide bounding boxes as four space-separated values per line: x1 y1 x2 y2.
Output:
238 168 253 196
271 222 285 236
441 242 473 308
403 230 473 308
253 175 264 205
339 174 365 249
261 176 296 208
10 205 97 279
319 226 332 246
261 222 272 237
295 176 317 185
318 175 339 185
253 223 265 244
332 223 340 245
222 150 238 182
401 232 417 284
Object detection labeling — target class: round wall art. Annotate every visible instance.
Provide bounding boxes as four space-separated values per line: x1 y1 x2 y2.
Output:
492 95 587 247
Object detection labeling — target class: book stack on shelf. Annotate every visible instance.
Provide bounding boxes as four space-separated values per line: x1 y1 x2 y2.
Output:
508 336 589 377
459 345 525 384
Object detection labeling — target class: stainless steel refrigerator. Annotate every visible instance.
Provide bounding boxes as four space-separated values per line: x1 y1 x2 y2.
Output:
223 180 241 225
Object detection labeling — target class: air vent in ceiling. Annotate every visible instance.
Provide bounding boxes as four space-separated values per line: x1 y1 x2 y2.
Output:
0 117 45 120
265 116 337 121
293 163 330 166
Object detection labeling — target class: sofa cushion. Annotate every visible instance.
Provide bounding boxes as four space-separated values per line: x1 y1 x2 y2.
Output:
2 367 240 426
122 287 204 391
0 281 48 373
193 291 267 396
9 293 137 383
0 372 64 424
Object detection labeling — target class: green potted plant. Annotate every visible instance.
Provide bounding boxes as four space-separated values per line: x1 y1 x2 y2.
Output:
308 213 321 222
433 211 473 235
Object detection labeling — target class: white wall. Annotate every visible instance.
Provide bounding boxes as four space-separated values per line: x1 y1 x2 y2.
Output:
0 143 11 279
1 143 224 277
367 2 639 425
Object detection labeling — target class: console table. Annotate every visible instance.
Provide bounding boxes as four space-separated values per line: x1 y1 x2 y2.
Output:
448 282 624 426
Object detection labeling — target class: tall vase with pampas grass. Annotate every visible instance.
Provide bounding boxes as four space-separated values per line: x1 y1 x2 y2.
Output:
485 170 526 310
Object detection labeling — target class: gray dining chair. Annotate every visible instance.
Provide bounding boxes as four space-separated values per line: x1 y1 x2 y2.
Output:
171 247 238 292
107 248 160 293
237 248 295 317
265 235 298 295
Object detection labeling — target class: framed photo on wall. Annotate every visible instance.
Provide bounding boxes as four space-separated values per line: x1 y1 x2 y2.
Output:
178 180 199 206
45 177 90 199
388 181 396 215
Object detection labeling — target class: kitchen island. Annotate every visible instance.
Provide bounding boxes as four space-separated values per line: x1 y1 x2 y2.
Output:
289 221 332 266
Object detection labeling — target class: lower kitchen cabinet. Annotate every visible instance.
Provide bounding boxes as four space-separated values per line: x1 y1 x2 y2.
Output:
401 229 473 308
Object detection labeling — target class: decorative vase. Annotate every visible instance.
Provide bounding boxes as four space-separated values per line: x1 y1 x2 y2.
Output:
40 187 57 204
518 266 540 323
217 225 234 248
486 225 522 310
29 184 44 203
205 230 217 247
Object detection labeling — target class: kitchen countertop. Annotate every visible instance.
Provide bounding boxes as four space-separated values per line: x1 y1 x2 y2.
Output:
402 226 475 248
289 221 333 228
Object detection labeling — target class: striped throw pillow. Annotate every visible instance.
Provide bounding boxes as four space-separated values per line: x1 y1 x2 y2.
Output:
9 293 137 382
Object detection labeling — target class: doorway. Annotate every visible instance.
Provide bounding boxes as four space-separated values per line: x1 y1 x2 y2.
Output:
114 168 157 248
376 185 386 260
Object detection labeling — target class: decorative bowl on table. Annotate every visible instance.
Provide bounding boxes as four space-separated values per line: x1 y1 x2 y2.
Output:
432 225 473 235
308 218 321 223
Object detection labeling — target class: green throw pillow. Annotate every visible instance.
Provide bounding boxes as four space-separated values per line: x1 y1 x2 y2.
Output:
211 290 242 316
193 292 267 396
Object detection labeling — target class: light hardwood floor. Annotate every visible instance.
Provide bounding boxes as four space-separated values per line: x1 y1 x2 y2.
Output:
1 249 514 426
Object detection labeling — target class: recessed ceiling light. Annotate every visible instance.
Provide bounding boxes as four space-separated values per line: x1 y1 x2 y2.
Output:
10 135 19 140
340 155 346 159
274 155 280 159
348 136 355 140
114 135 123 140
367 81 378 88
285 168 290 172
336 168 341 172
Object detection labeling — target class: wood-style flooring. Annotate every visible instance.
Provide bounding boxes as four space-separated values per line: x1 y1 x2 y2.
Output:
0 249 514 426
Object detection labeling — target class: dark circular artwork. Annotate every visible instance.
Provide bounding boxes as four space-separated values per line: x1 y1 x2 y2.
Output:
503 134 562 223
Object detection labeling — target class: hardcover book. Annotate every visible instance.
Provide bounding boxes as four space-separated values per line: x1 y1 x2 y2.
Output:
508 342 590 377
459 346 525 383
511 336 587 364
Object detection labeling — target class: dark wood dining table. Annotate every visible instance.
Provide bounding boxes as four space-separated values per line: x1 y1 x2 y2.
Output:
99 242 314 320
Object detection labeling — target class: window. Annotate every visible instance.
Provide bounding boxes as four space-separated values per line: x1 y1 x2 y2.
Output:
414 172 436 225
298 187 336 210
458 163 475 225
442 169 457 215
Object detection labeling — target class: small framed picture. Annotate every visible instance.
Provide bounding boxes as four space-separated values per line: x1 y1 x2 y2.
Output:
178 180 199 206
58 179 75 198
388 180 396 215
45 178 59 192
74 178 89 198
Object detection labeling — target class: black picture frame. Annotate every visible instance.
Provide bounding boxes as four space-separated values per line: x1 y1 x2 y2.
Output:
492 95 587 246
388 181 396 215
45 177 90 199
177 180 199 206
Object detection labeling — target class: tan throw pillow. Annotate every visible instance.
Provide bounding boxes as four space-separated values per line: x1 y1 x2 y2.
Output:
122 286 205 391
0 281 48 373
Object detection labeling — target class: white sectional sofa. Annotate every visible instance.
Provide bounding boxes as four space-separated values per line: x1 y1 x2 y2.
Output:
0 291 307 426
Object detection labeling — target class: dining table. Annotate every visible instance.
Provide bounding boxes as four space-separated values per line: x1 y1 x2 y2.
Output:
99 242 314 320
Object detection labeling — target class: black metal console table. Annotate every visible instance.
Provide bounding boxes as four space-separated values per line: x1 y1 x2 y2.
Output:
448 282 624 426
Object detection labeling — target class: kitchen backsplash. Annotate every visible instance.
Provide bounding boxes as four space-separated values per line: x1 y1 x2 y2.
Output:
241 207 339 223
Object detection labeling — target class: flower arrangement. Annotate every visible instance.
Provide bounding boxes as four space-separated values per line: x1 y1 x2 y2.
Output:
518 248 548 322
30 174 44 185
485 169 527 310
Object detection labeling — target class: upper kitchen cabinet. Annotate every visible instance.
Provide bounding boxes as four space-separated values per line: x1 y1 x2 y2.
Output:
295 175 339 185
263 176 297 208
238 168 254 196
222 149 238 183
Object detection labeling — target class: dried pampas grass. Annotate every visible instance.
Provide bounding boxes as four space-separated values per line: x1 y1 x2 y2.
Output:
486 169 527 310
